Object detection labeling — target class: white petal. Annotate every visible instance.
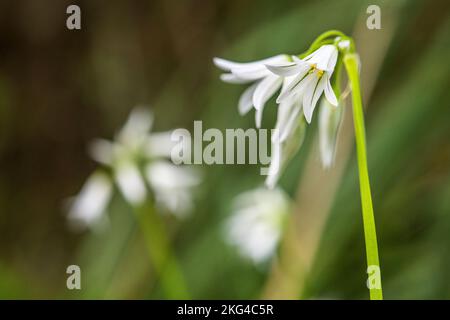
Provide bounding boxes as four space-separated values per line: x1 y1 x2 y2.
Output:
273 91 303 143
301 74 320 123
324 75 338 106
304 45 338 71
115 161 147 205
276 64 311 103
272 95 296 142
213 57 236 71
326 48 338 73
146 161 199 216
265 142 282 189
319 98 344 168
213 55 287 71
88 139 114 165
279 102 302 142
68 172 112 226
292 56 303 64
277 75 297 101
303 74 326 124
253 74 282 110
146 161 200 190
220 73 253 84
266 58 306 77
121 107 153 135
255 107 263 128
146 131 175 158
238 82 258 115
118 107 153 146
267 119 306 188
303 45 329 63
231 65 272 81
216 55 289 82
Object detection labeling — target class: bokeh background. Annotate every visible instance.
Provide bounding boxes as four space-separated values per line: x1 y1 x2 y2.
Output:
0 0 450 299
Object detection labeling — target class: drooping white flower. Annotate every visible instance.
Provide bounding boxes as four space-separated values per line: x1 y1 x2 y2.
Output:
213 41 346 188
267 44 339 123
213 55 291 127
225 188 291 264
68 107 199 228
262 44 345 186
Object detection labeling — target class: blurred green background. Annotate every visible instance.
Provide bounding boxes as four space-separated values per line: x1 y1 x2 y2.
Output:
0 0 449 299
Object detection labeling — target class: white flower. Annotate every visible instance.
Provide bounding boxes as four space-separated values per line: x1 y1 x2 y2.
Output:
225 188 290 264
262 45 345 186
267 44 339 123
213 55 290 127
213 42 345 188
68 108 200 228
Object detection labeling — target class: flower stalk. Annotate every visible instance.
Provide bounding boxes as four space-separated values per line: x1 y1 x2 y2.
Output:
132 200 190 299
344 52 383 300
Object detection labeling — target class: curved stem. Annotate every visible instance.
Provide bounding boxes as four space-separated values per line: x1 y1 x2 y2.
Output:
310 30 345 47
133 201 190 299
299 30 346 58
344 53 383 300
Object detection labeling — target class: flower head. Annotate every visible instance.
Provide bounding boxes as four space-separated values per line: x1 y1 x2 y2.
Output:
68 107 200 228
213 36 350 188
225 188 291 264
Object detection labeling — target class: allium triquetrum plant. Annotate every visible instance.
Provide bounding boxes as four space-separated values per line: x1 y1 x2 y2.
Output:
68 107 200 299
214 30 383 300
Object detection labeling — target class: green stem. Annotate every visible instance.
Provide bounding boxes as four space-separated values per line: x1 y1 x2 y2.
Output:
344 53 383 300
299 30 346 58
133 201 190 299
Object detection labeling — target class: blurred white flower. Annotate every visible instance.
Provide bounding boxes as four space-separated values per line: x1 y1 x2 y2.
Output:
213 55 291 127
225 188 291 264
68 107 199 228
